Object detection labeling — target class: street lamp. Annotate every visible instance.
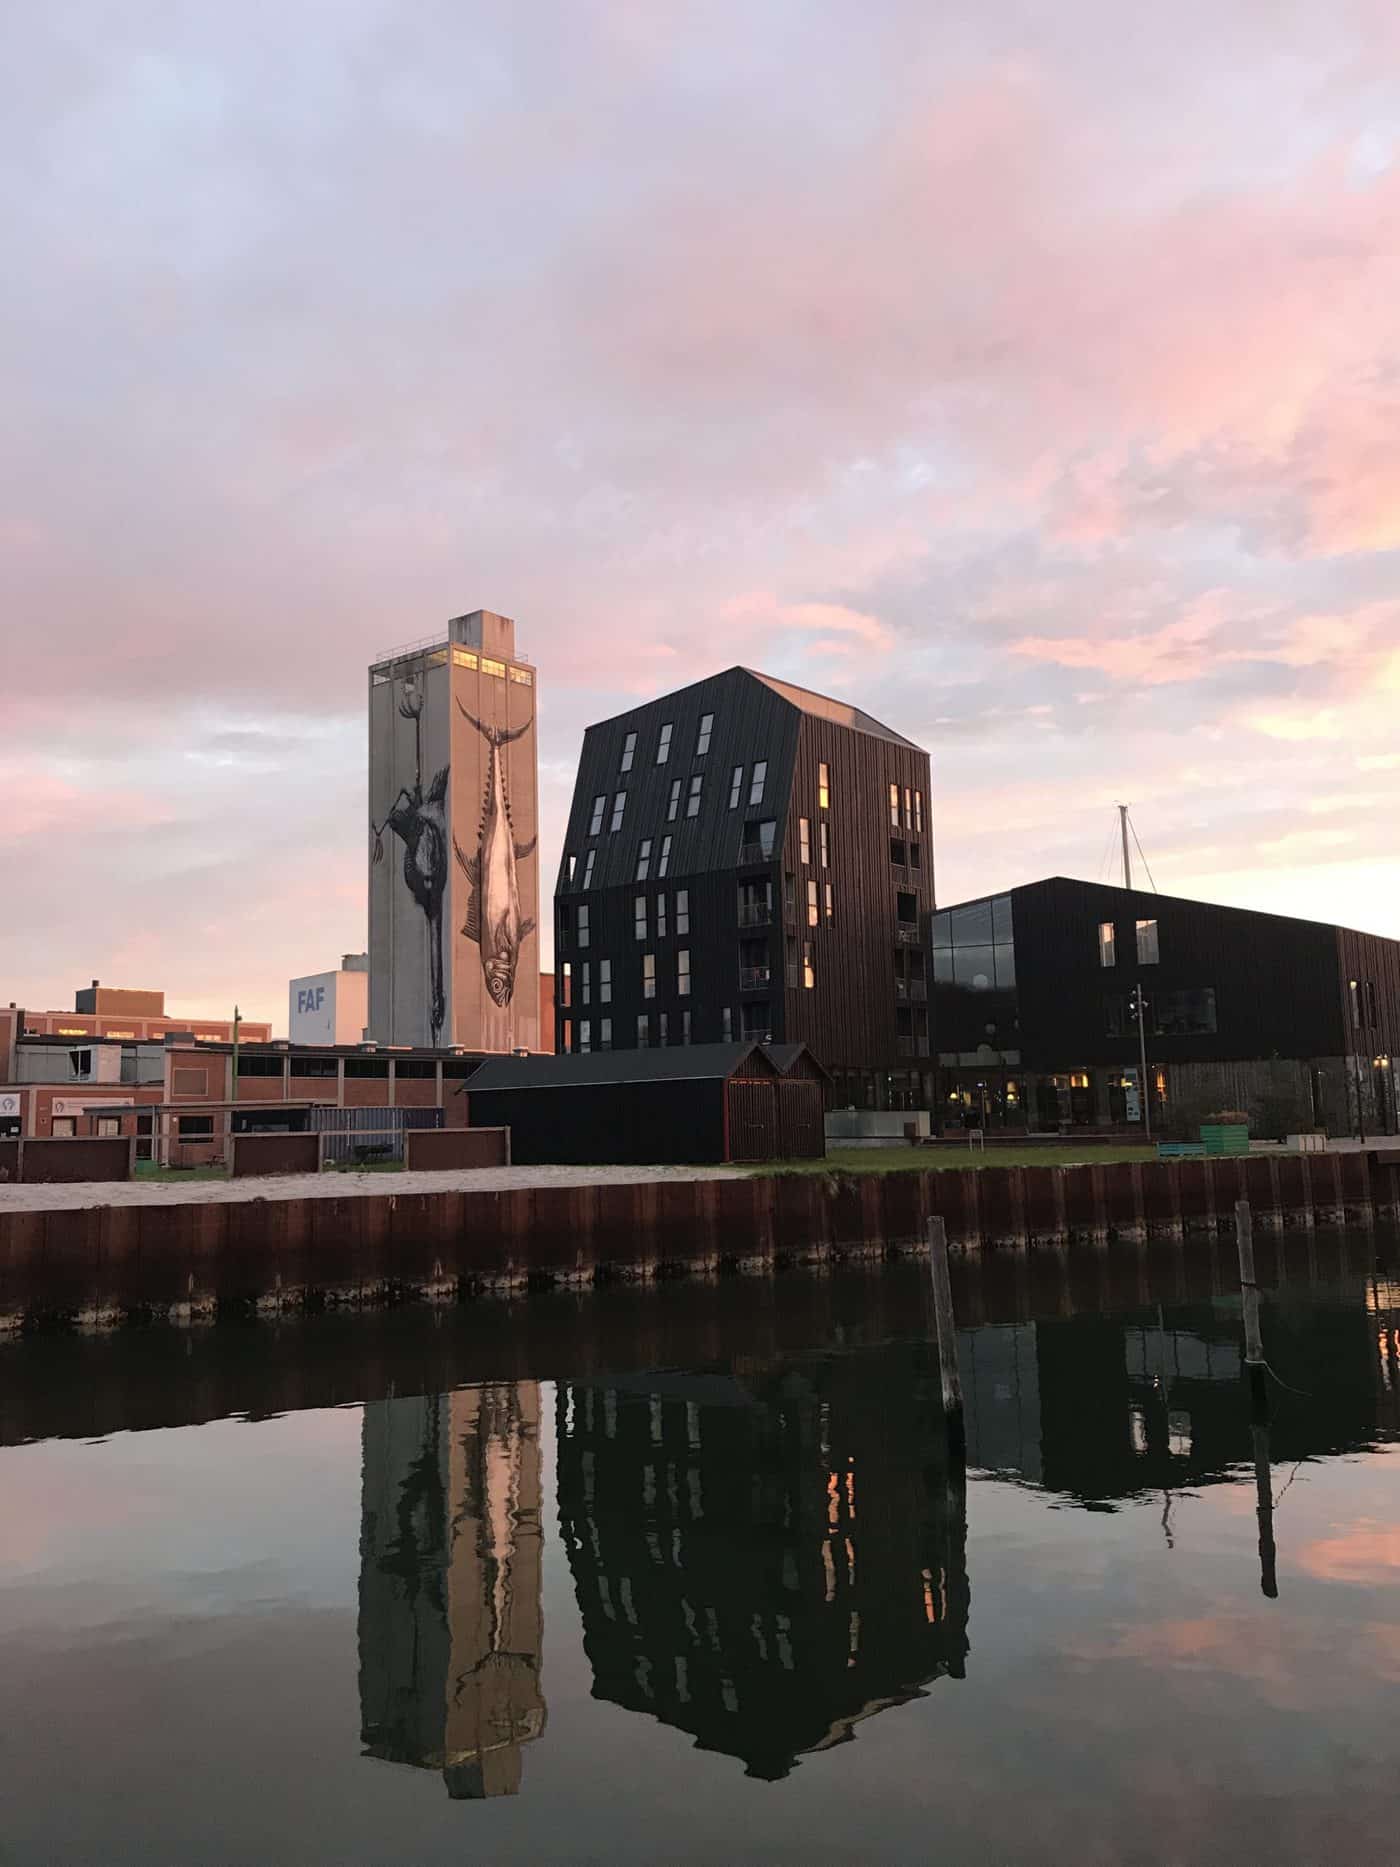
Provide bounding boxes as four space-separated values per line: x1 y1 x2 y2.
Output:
1128 986 1152 1142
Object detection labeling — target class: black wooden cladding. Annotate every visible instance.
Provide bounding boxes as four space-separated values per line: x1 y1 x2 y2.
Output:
936 874 1400 1071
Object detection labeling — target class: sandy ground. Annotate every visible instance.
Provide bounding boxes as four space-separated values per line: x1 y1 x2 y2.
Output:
0 1162 748 1214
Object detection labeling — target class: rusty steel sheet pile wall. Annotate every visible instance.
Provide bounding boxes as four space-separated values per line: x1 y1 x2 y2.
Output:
1 1150 1398 1328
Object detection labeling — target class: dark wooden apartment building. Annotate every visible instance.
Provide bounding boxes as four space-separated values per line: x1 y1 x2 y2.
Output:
933 875 1400 1137
554 668 935 1110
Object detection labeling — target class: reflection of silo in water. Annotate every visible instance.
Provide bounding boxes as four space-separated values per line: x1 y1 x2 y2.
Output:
358 1384 545 1798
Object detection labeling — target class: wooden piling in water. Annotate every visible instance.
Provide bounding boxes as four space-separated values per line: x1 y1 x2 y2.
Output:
927 1215 965 1468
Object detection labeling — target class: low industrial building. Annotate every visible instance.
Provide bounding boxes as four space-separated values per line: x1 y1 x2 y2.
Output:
933 876 1400 1137
3 982 271 1050
465 1042 828 1165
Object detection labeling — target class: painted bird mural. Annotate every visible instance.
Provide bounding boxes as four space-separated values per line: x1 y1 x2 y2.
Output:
453 701 536 1009
371 682 450 1044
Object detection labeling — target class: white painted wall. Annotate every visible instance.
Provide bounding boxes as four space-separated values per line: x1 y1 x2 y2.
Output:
289 969 369 1045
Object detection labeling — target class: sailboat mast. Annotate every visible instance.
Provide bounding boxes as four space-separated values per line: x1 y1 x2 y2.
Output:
1119 802 1134 891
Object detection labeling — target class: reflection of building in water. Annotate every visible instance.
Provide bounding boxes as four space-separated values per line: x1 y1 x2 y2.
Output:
556 1346 967 1781
358 1385 545 1798
963 1294 1397 1504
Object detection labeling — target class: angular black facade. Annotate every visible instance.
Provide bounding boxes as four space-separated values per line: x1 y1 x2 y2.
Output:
933 875 1400 1136
554 667 935 1109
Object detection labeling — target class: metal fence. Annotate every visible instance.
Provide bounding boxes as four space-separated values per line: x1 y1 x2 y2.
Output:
308 1104 443 1166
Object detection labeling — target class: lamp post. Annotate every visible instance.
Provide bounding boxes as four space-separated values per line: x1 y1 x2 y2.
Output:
1129 986 1152 1142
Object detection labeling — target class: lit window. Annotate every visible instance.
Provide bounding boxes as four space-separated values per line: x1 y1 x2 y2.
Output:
578 1019 592 1053
686 774 703 817
819 821 829 868
610 791 626 832
658 833 672 877
567 853 577 884
695 712 714 756
637 1013 651 1048
799 817 811 864
635 895 647 940
600 1018 612 1050
807 879 819 926
904 786 913 830
914 790 923 834
667 778 681 821
480 655 506 678
1098 921 1116 967
578 904 590 949
749 760 767 806
561 961 573 1008
657 722 673 764
643 954 656 999
677 949 691 996
589 794 606 836
825 882 834 926
818 762 830 809
889 783 901 830
676 890 690 935
599 959 612 1003
636 838 652 881
729 764 744 809
621 731 637 773
451 647 477 669
803 943 815 989
582 848 596 889
508 665 533 685
657 894 668 937
1136 918 1160 965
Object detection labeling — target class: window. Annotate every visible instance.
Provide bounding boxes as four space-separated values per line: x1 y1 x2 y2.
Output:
1098 921 1116 968
68 1048 93 1079
636 838 652 881
643 954 656 999
599 1018 612 1050
599 959 612 1003
722 1006 733 1040
178 1115 214 1139
904 786 913 829
658 1011 670 1045
582 847 596 889
1364 980 1380 1026
579 962 590 1006
799 817 811 864
667 778 681 821
1153 987 1218 1037
914 790 923 834
291 1055 338 1078
695 712 714 756
578 904 590 948
681 1009 692 1044
677 949 691 996
657 894 668 938
96 1116 121 1138
620 731 636 773
51 1117 76 1138
657 722 673 764
686 774 703 817
825 881 834 926
807 879 819 927
610 791 627 832
578 1019 592 1053
1136 918 1160 965
658 833 672 877
889 782 901 829
236 1054 285 1077
589 794 606 836
729 764 744 809
393 1059 437 1079
818 762 830 809
635 895 647 939
344 1057 390 1078
567 853 577 884
676 890 690 935
803 942 815 989
910 843 921 870
637 1013 652 1048
819 821 829 867
749 761 767 806
890 838 906 866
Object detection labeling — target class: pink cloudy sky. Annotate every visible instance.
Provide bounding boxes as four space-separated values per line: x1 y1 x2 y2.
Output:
4 0 1399 1029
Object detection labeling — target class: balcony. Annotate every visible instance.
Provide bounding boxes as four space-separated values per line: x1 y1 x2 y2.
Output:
737 902 774 929
738 842 775 866
739 966 772 992
894 924 921 948
895 978 928 1002
741 1026 774 1044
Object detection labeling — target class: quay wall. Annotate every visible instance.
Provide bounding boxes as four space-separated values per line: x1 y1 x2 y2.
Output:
1 1150 1397 1329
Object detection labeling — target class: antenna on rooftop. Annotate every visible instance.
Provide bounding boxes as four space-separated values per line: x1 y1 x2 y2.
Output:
1114 803 1158 894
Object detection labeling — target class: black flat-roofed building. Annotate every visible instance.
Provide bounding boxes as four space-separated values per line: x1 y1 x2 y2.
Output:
933 875 1400 1137
465 1041 827 1164
553 667 935 1111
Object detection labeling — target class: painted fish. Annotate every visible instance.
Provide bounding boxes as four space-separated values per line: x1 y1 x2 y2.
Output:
453 702 536 1008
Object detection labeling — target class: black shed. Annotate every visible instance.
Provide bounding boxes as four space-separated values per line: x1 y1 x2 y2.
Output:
465 1043 828 1166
